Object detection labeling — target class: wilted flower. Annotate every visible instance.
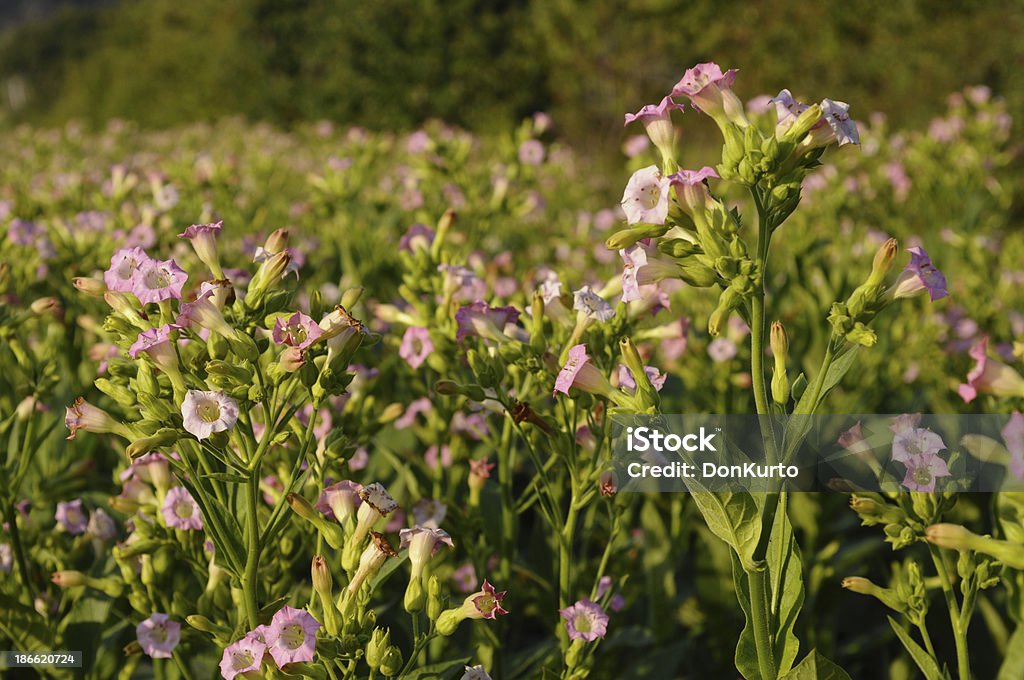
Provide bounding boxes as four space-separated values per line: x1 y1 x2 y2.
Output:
132 258 188 305
272 312 323 349
137 613 181 659
180 389 239 440
888 247 948 301
958 337 1024 403
266 606 321 667
400 326 434 369
620 165 671 225
572 286 614 322
559 598 609 642
55 499 88 535
104 247 152 292
161 486 203 531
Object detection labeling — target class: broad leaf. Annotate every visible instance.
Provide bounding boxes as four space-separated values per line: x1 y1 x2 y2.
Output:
793 346 861 416
998 623 1024 680
888 616 943 680
731 551 761 680
767 506 804 675
780 649 852 680
691 491 762 571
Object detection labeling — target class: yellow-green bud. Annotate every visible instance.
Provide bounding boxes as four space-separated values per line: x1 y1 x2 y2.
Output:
366 627 390 671
427 575 443 622
770 321 790 405
379 645 404 676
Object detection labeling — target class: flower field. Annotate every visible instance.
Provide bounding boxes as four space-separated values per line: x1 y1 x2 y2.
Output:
2 62 1024 679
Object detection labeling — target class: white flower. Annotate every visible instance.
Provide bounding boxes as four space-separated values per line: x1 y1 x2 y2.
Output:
461 665 493 680
180 390 239 440
620 165 670 225
573 286 615 323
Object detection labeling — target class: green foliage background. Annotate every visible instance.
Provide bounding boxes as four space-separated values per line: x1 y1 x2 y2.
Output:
2 0 1023 152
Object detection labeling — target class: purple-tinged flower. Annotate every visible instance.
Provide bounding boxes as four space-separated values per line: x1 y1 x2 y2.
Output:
889 247 948 301
620 245 648 303
132 258 188 305
890 414 922 435
623 96 685 160
181 389 239 440
891 428 945 464
554 344 618 400
438 264 487 302
455 302 520 342
129 324 182 360
400 326 434 369
537 269 563 304
462 666 492 680
518 140 546 166
620 165 670 225
220 634 266 679
668 166 720 215
1002 413 1024 480
65 397 130 441
425 444 453 470
708 338 738 363
559 598 609 642
671 63 746 126
179 221 224 277
623 134 650 158
7 218 42 246
399 223 435 252
161 486 203 531
901 452 951 493
617 364 667 392
820 99 859 146
315 481 363 523
599 471 618 497
395 397 432 429
406 130 431 154
137 613 181 659
87 508 118 541
467 581 508 620
177 289 236 338
959 337 1024 403
772 89 814 137
272 312 323 349
452 563 478 593
55 499 88 535
412 499 448 528
104 247 152 293
572 285 614 322
401 526 455 578
266 606 321 667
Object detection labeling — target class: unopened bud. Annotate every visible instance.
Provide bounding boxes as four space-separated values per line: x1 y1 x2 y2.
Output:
868 238 898 287
379 645 404 677
73 277 106 297
264 228 289 255
51 570 88 588
770 321 790 405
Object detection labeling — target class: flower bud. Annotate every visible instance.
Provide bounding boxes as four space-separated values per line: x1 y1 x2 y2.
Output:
287 494 346 549
30 296 62 317
780 103 824 144
770 321 790 405
51 570 88 588
868 239 898 287
604 224 670 251
263 228 289 255
73 277 107 297
427 575 443 622
312 555 342 636
379 645 404 677
125 428 181 460
186 615 232 638
366 627 391 671
434 380 486 401
340 286 364 309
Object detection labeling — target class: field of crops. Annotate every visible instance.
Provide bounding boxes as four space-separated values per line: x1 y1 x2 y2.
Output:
2 63 1024 679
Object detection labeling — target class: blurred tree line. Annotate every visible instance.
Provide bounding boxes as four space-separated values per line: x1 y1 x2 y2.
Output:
2 0 1022 150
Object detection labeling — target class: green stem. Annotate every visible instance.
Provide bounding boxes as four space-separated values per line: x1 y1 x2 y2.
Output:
242 469 261 629
916 620 938 661
929 546 970 679
2 500 33 602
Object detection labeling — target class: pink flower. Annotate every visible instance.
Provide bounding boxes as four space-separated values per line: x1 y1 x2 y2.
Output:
438 264 486 302
455 302 520 342
132 258 188 305
104 247 152 292
891 428 945 463
452 563 478 593
559 598 609 642
623 96 685 159
399 223 435 253
1001 413 1024 480
219 634 266 679
599 471 618 497
129 324 182 359
901 452 951 493
266 606 321 667
889 247 947 301
179 221 223 276
958 337 1024 403
890 414 922 435
272 312 323 349
468 580 508 620
181 389 239 440
671 63 745 126
554 344 616 399
177 289 235 338
400 326 434 369
137 613 181 659
55 499 88 535
161 486 203 531
707 338 737 363
395 397 432 429
620 165 670 225
620 245 647 303
469 458 495 481
315 481 363 523
668 167 719 215
820 99 859 146
617 364 667 392
518 140 546 166
65 397 129 441
425 445 453 470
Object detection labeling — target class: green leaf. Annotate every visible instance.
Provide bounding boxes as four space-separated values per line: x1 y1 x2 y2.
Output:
780 649 852 679
767 507 804 675
887 616 943 680
997 492 1024 545
793 345 860 416
998 623 1024 680
0 592 52 652
691 491 762 571
201 471 250 484
730 552 761 680
402 657 471 680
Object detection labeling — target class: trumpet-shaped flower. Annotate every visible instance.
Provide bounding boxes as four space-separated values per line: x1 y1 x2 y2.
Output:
959 337 1024 403
572 286 614 322
65 397 130 441
619 245 647 303
668 167 719 215
137 613 181 659
315 480 363 523
181 389 239 440
1002 413 1024 480
177 290 235 338
467 580 508 620
671 63 745 125
219 635 265 679
820 99 859 146
438 264 486 302
132 258 188 305
901 451 951 493
349 531 399 593
55 499 88 535
400 326 434 368
537 269 563 304
620 165 670 225
161 486 203 531
559 598 609 642
266 606 321 667
272 312 323 349
889 247 948 301
554 344 617 399
179 221 224 277
400 526 454 577
104 247 152 292
623 96 685 160
891 427 945 463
